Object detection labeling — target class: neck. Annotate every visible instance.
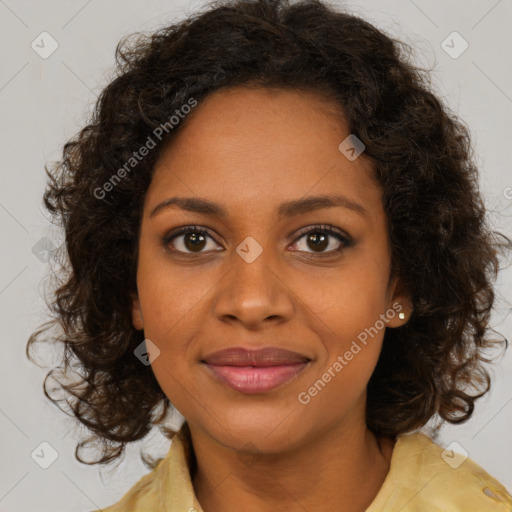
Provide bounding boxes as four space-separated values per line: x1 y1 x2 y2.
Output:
190 421 395 512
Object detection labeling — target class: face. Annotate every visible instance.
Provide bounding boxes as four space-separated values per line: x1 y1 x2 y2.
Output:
131 86 410 454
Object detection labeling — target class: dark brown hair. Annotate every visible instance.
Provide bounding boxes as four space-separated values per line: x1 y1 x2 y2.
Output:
27 0 510 467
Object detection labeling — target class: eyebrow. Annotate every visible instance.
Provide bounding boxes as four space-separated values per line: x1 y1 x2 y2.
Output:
149 194 368 219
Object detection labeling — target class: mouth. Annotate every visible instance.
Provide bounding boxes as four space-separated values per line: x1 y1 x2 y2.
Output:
201 347 311 394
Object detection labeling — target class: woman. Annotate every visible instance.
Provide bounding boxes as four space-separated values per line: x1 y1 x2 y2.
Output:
27 0 512 510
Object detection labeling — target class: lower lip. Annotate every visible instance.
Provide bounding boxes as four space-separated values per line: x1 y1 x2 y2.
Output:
204 362 309 394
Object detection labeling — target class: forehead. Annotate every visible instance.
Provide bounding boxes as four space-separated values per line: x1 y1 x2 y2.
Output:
145 87 382 222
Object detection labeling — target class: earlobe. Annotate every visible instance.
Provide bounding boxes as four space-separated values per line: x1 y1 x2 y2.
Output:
130 293 144 330
386 276 413 328
387 299 412 327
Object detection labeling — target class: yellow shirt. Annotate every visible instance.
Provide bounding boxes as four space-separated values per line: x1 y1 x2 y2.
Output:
95 424 512 511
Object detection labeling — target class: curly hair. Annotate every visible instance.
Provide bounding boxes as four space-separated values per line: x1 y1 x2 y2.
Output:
27 0 510 467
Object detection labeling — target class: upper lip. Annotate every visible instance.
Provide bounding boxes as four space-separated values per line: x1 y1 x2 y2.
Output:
202 347 310 367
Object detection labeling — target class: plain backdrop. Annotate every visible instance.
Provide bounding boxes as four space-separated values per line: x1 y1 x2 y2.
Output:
1 1 511 511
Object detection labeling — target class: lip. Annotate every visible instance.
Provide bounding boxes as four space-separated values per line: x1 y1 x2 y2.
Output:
202 347 310 366
201 347 311 394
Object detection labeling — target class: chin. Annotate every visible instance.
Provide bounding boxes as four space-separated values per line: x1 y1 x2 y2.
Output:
202 409 307 455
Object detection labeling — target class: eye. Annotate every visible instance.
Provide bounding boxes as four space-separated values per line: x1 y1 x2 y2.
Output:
290 224 353 255
163 226 222 254
163 224 353 256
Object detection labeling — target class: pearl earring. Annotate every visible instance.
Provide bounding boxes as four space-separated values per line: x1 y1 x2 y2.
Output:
398 312 405 320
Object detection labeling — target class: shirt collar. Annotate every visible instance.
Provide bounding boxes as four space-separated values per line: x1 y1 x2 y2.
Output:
161 422 204 512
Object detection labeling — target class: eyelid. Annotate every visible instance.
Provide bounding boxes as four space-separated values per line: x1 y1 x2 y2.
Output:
163 223 353 254
164 224 351 241
292 223 351 242
162 225 221 247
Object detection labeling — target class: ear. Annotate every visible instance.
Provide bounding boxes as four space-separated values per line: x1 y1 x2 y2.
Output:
385 274 413 328
130 292 144 330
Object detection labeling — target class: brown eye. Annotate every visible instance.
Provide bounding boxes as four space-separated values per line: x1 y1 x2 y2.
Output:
164 226 221 254
291 225 352 254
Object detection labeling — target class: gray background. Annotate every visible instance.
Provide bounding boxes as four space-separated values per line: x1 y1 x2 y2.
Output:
1 1 511 510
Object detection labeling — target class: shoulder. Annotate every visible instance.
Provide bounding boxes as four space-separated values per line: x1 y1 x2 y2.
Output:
89 460 168 512
366 432 512 512
89 426 200 512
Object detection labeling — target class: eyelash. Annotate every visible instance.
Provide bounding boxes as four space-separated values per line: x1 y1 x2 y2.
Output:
162 224 353 257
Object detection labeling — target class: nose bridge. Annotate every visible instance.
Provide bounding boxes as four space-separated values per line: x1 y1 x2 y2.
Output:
213 235 293 326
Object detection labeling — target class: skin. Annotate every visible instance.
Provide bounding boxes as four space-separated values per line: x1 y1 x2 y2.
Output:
131 86 412 512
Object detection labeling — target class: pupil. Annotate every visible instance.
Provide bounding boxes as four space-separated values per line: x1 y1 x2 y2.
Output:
185 233 206 251
308 232 328 252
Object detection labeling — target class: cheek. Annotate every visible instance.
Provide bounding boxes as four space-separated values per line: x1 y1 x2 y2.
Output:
296 253 390 344
292 251 390 396
293 265 388 423
135 250 212 343
136 262 205 407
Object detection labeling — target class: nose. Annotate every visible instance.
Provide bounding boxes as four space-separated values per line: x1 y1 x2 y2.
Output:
212 247 295 330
